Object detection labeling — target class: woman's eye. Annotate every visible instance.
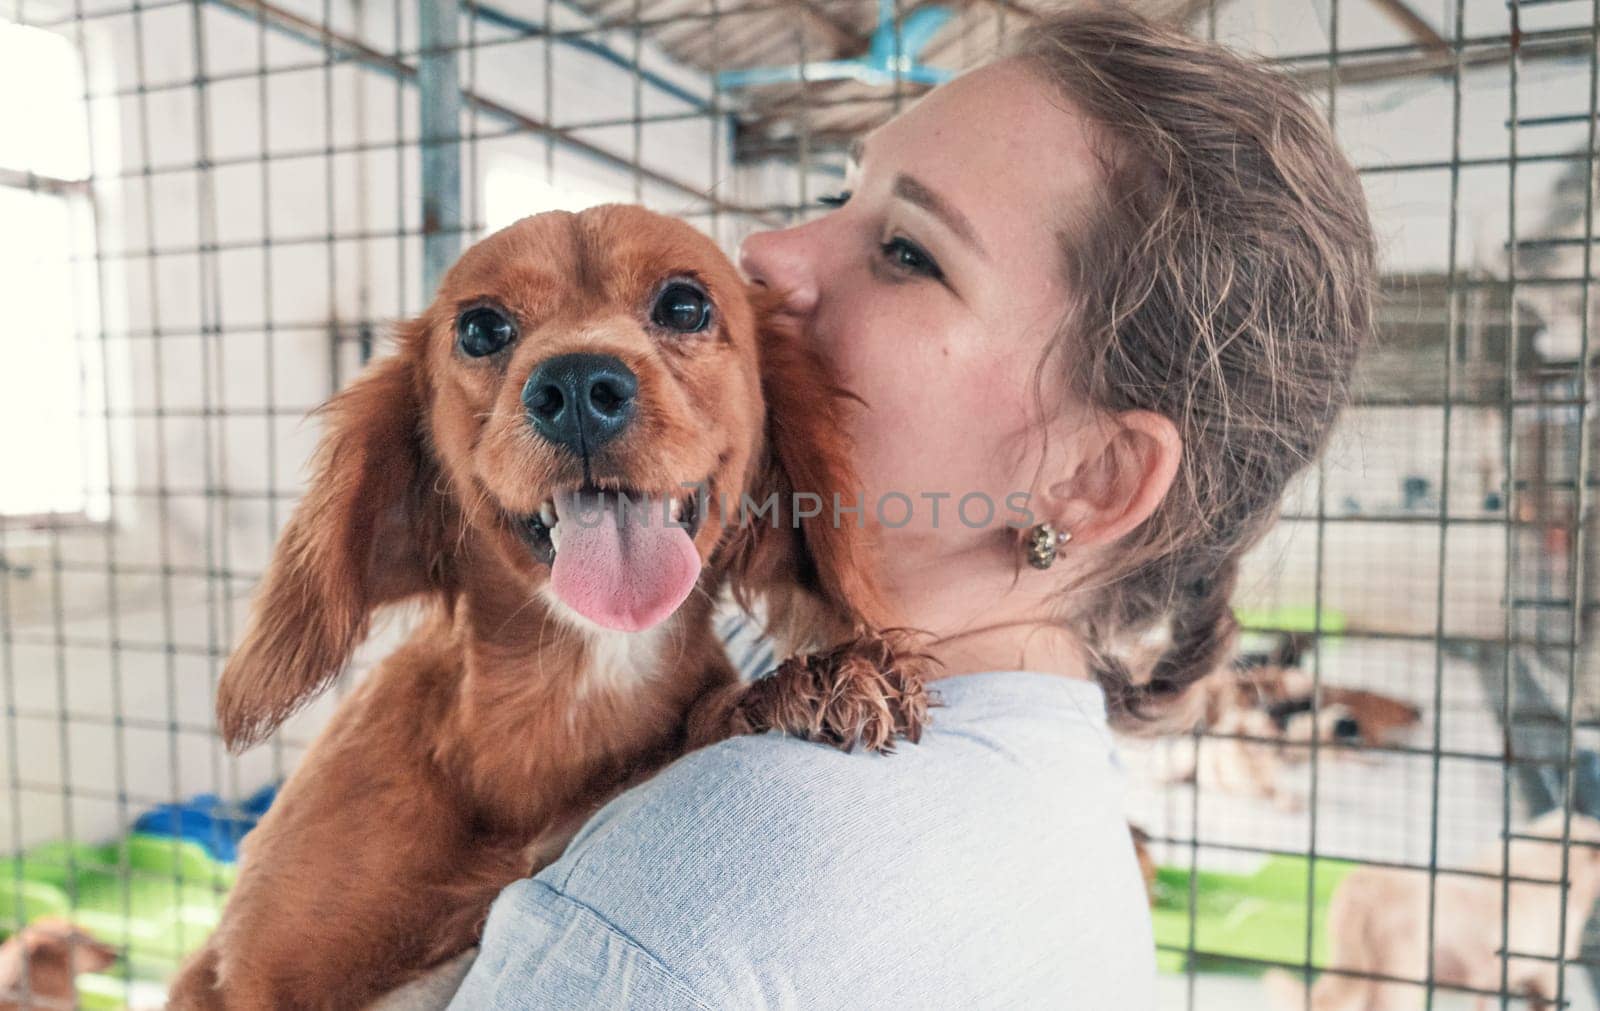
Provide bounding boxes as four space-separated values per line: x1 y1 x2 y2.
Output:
456 306 517 357
881 238 943 280
817 190 852 208
650 281 713 333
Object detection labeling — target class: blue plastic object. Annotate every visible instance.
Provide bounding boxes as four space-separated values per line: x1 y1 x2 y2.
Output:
241 783 277 818
132 783 279 863
716 0 955 90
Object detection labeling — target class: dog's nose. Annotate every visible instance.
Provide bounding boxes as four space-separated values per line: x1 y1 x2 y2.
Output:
522 353 638 455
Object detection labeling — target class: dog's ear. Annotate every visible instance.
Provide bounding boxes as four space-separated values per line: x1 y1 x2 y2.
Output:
725 315 894 649
217 324 446 752
720 314 934 748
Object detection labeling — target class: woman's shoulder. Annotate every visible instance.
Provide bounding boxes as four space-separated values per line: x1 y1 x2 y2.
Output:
548 731 923 899
556 678 1132 979
499 674 1148 1003
556 671 1118 886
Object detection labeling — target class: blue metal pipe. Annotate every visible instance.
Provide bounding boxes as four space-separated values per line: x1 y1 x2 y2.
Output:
719 1 954 91
419 0 463 294
894 5 953 67
717 59 948 89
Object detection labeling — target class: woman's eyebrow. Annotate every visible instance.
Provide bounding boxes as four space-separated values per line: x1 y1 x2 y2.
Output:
892 174 989 260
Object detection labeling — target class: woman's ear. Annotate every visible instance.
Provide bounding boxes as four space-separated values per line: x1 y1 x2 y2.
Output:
216 327 446 752
1047 409 1181 546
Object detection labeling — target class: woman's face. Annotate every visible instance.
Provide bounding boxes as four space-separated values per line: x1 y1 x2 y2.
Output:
740 60 1105 553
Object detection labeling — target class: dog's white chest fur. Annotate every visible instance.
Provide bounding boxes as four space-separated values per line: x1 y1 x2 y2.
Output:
577 623 672 699
540 585 673 698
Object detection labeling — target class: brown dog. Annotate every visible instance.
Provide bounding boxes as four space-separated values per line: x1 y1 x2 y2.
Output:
1266 811 1600 1010
1159 663 1422 811
166 206 928 1009
0 919 117 1011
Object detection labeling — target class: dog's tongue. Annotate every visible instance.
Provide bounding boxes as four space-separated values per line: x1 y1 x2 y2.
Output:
550 490 701 632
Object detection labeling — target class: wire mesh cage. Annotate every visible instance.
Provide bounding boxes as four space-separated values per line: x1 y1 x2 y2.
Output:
2 0 1600 1007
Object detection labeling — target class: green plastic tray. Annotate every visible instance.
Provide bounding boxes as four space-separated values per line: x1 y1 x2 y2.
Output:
1151 855 1357 975
0 833 235 1007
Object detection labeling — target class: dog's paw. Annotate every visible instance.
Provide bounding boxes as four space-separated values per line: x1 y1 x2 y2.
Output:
726 632 935 754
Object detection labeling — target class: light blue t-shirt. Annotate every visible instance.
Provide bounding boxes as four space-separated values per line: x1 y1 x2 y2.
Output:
444 671 1156 1010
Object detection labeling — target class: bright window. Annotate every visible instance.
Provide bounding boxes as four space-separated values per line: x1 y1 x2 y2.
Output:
0 19 106 521
483 157 624 233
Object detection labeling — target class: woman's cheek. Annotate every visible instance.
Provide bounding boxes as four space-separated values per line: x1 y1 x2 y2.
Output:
818 297 1003 501
869 355 1002 503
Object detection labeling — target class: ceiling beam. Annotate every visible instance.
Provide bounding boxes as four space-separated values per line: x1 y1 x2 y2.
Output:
1169 0 1223 24
785 0 871 53
980 0 1039 22
982 0 1234 28
735 126 861 162
1287 25 1591 89
1368 0 1450 58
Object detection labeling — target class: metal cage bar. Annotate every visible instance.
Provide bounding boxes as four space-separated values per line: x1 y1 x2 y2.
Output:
3 0 1600 1008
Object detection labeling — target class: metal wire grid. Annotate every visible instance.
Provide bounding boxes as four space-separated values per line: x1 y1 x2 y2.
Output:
1 0 1598 1008
1134 4 1600 1007
1137 4 1600 1009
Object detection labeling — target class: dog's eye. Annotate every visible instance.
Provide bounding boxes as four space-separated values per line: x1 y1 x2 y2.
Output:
650 282 712 334
457 306 517 357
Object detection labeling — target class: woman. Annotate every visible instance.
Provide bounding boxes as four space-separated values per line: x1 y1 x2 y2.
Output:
445 8 1375 1007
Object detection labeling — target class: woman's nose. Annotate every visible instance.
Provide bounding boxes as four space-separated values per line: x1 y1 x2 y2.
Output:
739 227 819 317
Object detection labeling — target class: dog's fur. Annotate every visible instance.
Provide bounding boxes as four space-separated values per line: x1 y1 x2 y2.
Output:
166 206 929 1009
0 919 116 1011
1266 811 1600 1010
1129 823 1158 905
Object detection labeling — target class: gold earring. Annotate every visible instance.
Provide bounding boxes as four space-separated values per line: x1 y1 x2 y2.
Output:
1026 523 1072 570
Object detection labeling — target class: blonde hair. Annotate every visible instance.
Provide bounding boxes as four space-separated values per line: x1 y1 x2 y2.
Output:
1012 9 1377 726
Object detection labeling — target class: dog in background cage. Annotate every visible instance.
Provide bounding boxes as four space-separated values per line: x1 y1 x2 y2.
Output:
164 206 929 1010
1153 636 1422 810
0 919 116 1010
1265 810 1600 1010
